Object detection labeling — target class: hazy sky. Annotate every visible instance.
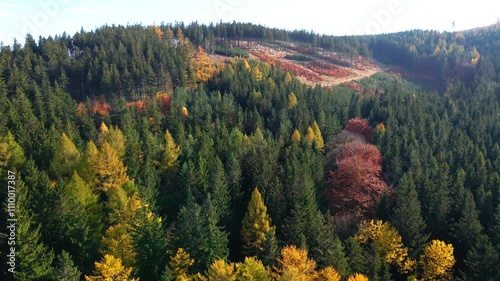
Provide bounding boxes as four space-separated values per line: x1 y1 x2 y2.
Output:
0 0 498 45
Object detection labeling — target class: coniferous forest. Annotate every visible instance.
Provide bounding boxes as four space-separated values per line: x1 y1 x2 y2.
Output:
1 22 500 280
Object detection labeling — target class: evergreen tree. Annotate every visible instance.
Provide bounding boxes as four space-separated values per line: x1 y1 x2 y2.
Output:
391 173 428 258
131 206 168 281
173 194 228 272
462 235 499 281
56 251 82 281
450 190 483 261
14 180 55 280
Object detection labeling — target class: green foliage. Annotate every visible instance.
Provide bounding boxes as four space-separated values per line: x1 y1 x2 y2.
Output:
56 251 82 281
284 54 313 61
391 173 428 258
14 180 55 281
2 22 500 280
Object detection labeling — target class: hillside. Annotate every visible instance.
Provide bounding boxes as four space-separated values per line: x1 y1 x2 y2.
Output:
0 22 499 281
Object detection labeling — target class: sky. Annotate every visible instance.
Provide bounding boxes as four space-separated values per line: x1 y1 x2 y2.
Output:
0 0 498 45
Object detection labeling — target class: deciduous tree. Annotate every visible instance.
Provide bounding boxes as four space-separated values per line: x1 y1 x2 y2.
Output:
85 254 138 281
419 240 455 281
241 187 275 256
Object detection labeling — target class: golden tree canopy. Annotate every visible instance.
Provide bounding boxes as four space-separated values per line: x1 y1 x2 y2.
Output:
420 240 455 281
85 254 138 281
355 220 415 273
276 245 317 281
241 187 274 256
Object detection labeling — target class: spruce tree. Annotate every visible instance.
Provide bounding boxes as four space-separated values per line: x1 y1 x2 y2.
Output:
131 206 168 281
462 235 499 281
391 173 428 258
14 180 55 280
56 251 82 281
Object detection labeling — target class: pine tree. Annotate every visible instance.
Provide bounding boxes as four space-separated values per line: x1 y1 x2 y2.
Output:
211 157 231 225
318 266 341 281
132 206 168 281
241 187 275 256
462 235 500 281
391 173 428 258
345 237 369 276
490 205 500 250
174 195 229 272
14 180 55 280
259 230 279 267
56 251 82 281
55 171 102 270
450 190 483 260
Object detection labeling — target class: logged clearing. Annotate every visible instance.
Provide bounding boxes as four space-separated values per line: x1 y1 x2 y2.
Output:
209 40 388 87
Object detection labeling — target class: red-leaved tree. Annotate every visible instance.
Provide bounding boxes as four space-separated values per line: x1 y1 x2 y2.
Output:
328 140 387 217
344 118 374 142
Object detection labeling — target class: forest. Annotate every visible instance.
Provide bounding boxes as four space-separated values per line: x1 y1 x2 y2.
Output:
0 21 499 281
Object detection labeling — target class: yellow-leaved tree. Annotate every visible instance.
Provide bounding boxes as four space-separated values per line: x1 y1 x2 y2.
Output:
305 126 315 144
79 140 99 183
100 223 137 269
170 248 195 281
347 273 369 281
206 259 236 281
354 220 415 273
85 254 138 281
311 121 324 150
241 187 275 256
160 129 181 173
0 131 26 173
192 46 215 83
236 257 271 281
317 267 341 281
419 240 455 281
95 142 129 192
276 245 317 281
291 129 301 144
288 92 298 109
50 132 81 178
104 125 126 160
252 66 263 81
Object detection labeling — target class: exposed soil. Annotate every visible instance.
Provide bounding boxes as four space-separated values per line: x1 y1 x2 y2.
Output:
209 41 391 87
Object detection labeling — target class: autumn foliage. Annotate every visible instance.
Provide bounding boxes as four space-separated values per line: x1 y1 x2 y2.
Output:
327 118 387 217
308 60 353 78
344 118 374 142
252 52 322 81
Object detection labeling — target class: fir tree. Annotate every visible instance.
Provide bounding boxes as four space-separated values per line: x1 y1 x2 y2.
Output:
391 173 428 258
